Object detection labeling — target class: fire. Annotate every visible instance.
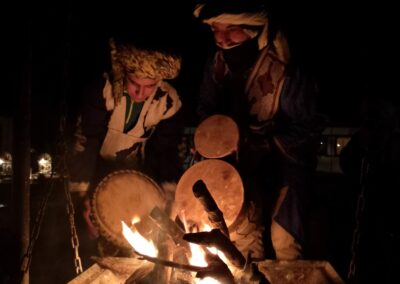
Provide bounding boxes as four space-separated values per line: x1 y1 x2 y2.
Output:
197 277 220 284
122 216 225 284
188 242 208 267
190 243 220 284
121 220 158 257
199 225 229 265
188 224 226 284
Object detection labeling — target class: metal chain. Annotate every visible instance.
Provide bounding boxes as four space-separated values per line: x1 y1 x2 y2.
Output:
54 6 83 274
21 6 83 276
20 175 57 272
59 114 83 275
63 177 83 274
348 157 369 281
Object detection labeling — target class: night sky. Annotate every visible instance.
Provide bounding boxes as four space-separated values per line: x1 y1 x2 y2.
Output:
1 1 398 154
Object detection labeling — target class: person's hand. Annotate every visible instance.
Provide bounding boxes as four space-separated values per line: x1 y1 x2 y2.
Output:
196 252 235 284
83 198 99 239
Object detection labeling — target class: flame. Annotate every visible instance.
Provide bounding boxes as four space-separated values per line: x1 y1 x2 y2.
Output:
121 221 158 257
188 224 227 284
122 215 226 284
131 216 140 225
189 242 221 284
200 225 229 265
188 243 208 267
197 277 220 284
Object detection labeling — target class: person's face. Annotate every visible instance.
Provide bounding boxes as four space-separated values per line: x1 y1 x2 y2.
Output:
125 74 159 102
211 22 252 49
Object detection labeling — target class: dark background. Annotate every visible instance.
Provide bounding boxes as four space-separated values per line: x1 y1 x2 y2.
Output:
1 1 398 153
0 1 398 283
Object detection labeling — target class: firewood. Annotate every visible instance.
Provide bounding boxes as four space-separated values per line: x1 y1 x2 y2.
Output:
91 256 153 280
183 229 246 269
192 180 229 238
195 253 235 284
149 206 188 248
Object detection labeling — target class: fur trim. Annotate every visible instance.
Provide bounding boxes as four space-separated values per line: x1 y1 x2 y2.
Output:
108 38 181 105
102 73 115 111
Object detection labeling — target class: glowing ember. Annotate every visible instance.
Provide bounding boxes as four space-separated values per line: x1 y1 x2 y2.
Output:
197 277 220 284
122 216 225 283
121 221 158 257
131 216 140 225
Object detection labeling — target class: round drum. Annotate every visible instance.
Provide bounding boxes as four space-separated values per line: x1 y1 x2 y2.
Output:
91 170 165 249
194 114 239 159
174 159 244 231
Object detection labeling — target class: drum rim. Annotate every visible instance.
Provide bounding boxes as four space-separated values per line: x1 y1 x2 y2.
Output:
91 169 165 249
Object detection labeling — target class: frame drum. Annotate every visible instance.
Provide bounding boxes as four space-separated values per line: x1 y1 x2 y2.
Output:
91 170 165 249
174 159 244 231
194 114 239 159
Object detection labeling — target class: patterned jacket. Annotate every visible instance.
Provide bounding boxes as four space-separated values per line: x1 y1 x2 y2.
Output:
68 74 184 193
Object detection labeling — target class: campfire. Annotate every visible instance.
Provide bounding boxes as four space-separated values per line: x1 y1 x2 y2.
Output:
121 216 226 284
68 167 345 284
85 177 253 284
105 179 270 284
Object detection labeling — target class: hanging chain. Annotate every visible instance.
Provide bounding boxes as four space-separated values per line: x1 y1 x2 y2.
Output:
57 6 83 275
63 177 83 274
20 175 57 272
20 6 83 276
348 157 369 281
59 115 83 275
20 117 83 275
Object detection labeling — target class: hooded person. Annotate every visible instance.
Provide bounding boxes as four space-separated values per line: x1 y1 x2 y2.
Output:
69 37 183 191
193 0 325 260
67 36 185 255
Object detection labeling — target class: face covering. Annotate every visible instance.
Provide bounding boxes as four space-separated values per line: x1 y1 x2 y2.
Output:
220 36 260 73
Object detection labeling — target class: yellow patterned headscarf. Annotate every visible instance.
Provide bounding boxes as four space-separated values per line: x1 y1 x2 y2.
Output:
109 38 181 103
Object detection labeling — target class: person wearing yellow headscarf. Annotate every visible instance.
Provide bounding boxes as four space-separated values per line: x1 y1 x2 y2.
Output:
67 37 184 253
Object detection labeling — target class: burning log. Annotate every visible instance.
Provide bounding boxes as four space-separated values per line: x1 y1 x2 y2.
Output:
149 206 188 247
91 256 153 280
197 253 235 284
131 250 237 284
133 251 208 272
183 228 245 269
192 180 230 238
149 206 192 273
183 230 271 284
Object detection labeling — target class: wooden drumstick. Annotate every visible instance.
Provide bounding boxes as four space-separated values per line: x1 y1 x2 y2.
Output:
192 180 230 238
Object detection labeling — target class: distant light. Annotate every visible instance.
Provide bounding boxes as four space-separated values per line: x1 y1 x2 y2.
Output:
38 153 52 177
0 152 12 176
337 143 341 147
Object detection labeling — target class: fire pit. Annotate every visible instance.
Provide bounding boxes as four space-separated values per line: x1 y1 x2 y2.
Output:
68 257 344 284
67 166 344 284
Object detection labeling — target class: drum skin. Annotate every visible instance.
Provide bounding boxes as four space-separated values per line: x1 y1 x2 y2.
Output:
91 170 165 249
194 114 239 159
174 159 244 231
